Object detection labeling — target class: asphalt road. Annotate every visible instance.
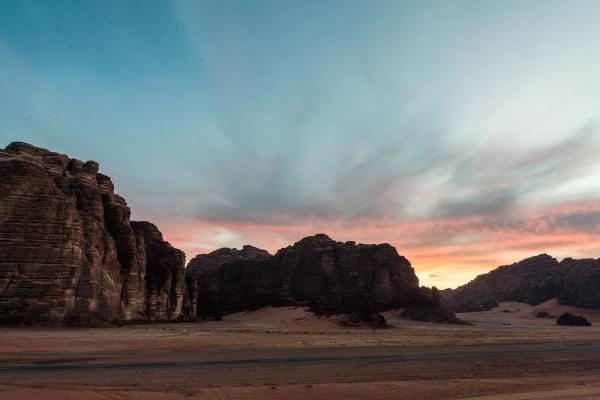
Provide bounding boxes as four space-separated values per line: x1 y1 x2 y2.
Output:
3 339 600 400
3 341 600 373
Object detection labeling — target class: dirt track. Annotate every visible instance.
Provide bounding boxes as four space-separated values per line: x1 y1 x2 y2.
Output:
2 303 600 399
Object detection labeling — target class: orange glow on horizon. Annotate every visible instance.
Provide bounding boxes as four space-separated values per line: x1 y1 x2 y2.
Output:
154 200 600 289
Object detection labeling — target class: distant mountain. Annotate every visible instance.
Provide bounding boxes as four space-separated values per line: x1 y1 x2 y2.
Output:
442 254 600 312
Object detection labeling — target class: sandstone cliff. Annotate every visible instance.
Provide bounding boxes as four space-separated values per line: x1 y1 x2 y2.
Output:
185 233 436 319
0 142 185 324
186 245 271 279
442 254 600 312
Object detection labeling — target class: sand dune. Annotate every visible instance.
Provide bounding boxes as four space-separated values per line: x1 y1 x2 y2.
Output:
529 298 600 322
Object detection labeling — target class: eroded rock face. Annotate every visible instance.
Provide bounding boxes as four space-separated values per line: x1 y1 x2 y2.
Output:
0 142 185 324
186 245 271 279
185 245 272 319
442 255 563 312
131 221 186 321
269 234 421 314
442 255 600 312
559 258 600 309
185 233 435 319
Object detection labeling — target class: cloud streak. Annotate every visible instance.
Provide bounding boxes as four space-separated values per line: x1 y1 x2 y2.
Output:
154 197 600 289
3 1 600 289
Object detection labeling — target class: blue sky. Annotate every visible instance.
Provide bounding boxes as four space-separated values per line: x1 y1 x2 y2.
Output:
2 1 600 287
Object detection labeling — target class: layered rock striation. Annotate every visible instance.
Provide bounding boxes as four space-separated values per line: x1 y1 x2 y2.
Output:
0 142 185 324
186 245 271 279
443 254 600 312
185 233 438 320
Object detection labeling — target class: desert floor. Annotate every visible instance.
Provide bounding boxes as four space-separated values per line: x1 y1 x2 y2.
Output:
2 301 600 399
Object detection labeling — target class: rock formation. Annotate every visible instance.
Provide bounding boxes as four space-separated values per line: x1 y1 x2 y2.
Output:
0 142 185 324
337 313 389 328
559 258 600 309
186 245 271 279
400 287 469 324
556 312 591 326
400 305 470 325
185 246 272 319
131 221 186 320
442 254 563 312
443 254 600 312
536 311 551 318
0 141 466 326
185 233 449 320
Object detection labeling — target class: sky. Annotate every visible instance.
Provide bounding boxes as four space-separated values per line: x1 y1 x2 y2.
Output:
2 1 600 289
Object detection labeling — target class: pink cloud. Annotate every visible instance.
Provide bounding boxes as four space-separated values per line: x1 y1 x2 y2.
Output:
153 199 600 289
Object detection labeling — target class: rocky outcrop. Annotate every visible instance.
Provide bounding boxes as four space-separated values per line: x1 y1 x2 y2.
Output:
184 245 272 319
0 142 185 324
559 258 600 309
536 311 551 318
442 255 563 312
185 233 445 320
186 245 270 279
337 313 389 329
269 234 422 314
556 313 591 326
131 222 186 321
401 306 469 325
401 287 468 324
442 254 600 312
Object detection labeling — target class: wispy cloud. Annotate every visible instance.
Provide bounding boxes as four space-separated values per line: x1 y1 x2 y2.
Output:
3 1 600 289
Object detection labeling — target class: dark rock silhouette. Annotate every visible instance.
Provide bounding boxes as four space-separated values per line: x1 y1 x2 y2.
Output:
184 245 273 319
0 142 185 324
443 254 600 312
536 311 550 318
337 313 389 329
131 221 186 321
559 258 600 309
185 233 460 322
271 234 421 314
401 305 469 325
442 254 562 312
556 313 591 326
0 142 472 327
186 245 270 279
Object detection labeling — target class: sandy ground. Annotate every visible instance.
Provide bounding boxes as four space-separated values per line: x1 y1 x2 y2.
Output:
2 302 600 399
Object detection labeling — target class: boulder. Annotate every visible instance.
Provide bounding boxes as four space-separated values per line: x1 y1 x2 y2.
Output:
556 313 591 326
337 313 389 329
536 311 550 318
